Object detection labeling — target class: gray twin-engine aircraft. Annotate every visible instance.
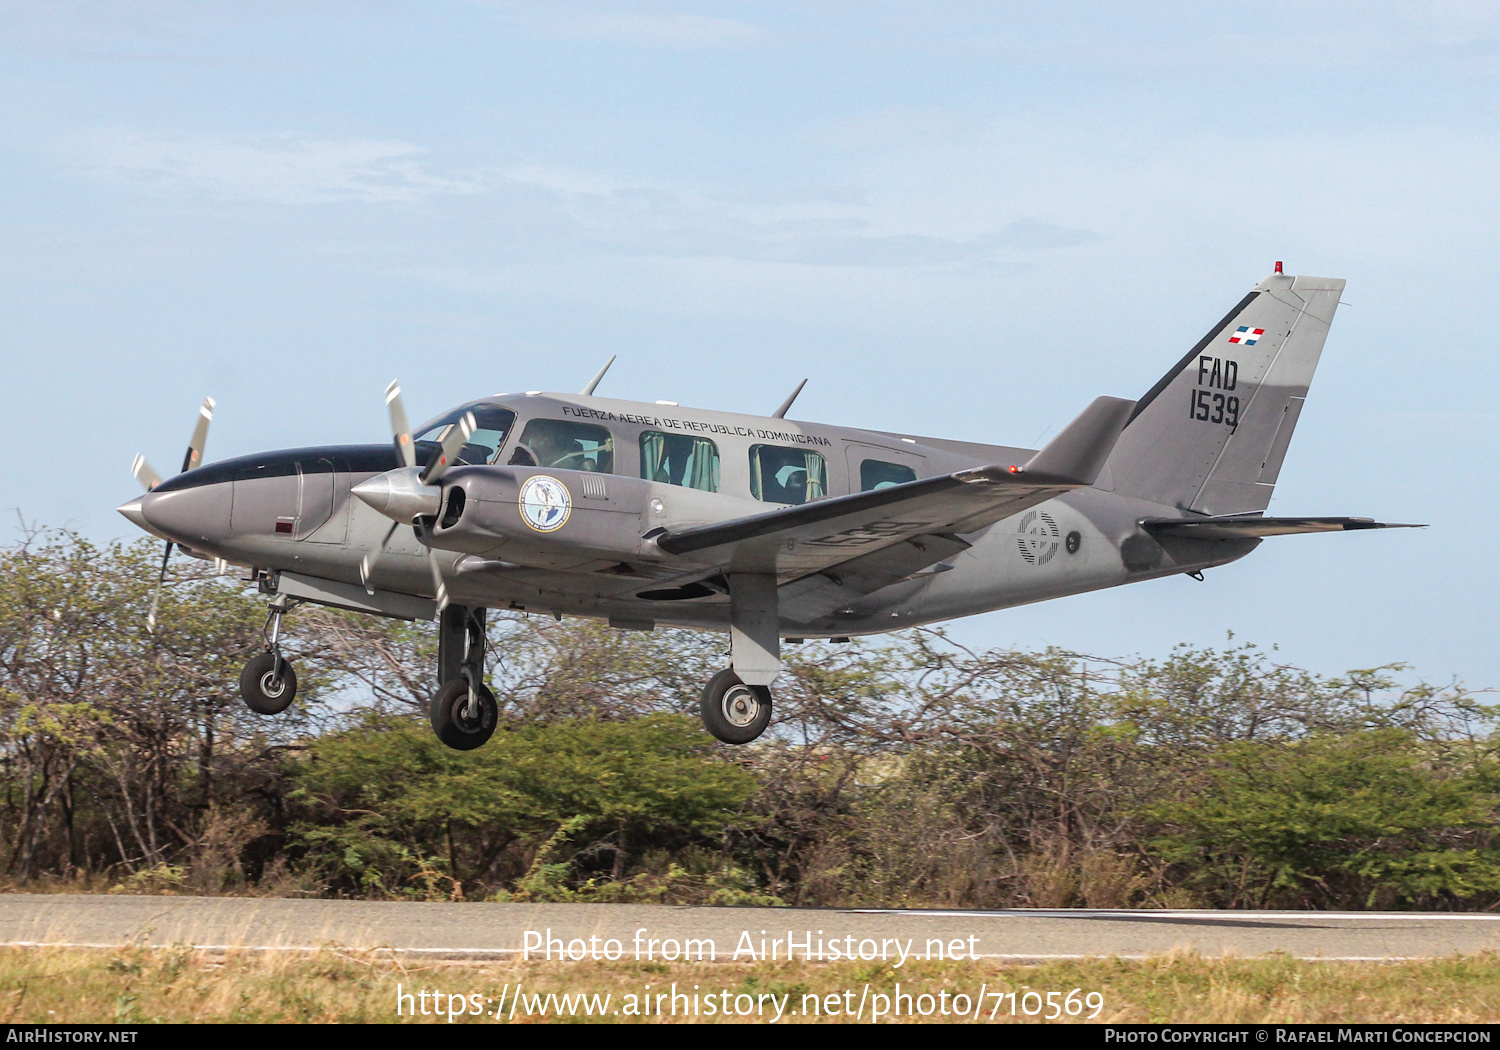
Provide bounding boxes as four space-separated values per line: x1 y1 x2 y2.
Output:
119 268 1414 750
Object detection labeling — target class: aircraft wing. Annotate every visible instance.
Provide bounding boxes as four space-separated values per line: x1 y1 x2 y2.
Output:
1141 514 1425 541
654 396 1136 581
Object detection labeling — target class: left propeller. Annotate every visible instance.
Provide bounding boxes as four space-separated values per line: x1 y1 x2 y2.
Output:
130 397 215 632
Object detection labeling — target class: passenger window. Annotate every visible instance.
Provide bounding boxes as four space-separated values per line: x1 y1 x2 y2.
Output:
749 445 827 505
640 432 720 492
509 419 615 473
413 405 517 466
861 459 917 491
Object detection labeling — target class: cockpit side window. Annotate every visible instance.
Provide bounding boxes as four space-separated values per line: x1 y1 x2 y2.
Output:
509 418 615 473
413 405 517 467
640 431 719 492
749 445 827 505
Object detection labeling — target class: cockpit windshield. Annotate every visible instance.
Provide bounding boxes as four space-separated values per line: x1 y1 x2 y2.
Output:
412 404 517 467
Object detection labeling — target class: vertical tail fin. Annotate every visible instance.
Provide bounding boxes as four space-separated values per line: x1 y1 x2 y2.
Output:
1100 272 1345 515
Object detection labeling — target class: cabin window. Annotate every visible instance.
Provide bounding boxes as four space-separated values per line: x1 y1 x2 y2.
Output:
413 405 517 466
749 445 827 505
509 418 615 473
640 432 719 492
860 459 917 491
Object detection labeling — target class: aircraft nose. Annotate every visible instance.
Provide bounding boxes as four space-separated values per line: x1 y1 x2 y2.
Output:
133 484 233 548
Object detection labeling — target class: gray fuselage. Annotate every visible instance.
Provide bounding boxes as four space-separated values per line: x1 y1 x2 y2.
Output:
127 390 1251 638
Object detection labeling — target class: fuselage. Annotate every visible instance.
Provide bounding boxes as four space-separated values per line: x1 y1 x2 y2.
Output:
122 391 1254 638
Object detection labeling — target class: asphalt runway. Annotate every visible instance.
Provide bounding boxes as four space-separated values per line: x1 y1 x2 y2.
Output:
1 895 1498 962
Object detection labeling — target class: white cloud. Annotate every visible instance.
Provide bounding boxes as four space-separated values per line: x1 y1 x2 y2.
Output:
75 129 487 204
492 163 1097 267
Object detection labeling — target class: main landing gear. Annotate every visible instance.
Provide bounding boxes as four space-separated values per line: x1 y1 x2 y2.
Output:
238 580 777 749
700 669 772 745
429 605 496 751
240 597 299 715
697 572 781 745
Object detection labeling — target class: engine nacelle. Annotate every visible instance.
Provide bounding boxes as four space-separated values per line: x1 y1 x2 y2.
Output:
425 466 657 572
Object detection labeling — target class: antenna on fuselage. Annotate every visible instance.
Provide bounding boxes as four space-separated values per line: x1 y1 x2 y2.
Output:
580 355 617 396
771 378 808 419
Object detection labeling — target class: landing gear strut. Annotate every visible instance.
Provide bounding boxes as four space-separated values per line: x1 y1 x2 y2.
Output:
700 669 772 744
240 597 299 715
429 605 497 751
697 573 779 744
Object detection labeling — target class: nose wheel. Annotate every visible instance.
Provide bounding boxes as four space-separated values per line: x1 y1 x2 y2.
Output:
240 598 299 715
700 669 772 744
240 652 297 714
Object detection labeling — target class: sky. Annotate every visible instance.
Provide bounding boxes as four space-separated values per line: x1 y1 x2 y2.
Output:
1 2 1496 689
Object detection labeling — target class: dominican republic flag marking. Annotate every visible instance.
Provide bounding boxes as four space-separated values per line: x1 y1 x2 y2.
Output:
1228 326 1264 345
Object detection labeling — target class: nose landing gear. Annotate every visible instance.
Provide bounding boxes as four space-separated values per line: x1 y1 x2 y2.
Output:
240 597 299 715
429 605 497 751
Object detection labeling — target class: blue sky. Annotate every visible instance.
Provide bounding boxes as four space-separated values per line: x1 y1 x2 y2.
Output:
2 2 1496 687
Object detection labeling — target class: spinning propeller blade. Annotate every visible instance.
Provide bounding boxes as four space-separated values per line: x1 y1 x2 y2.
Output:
145 539 172 632
419 411 476 485
132 455 165 492
361 521 400 595
429 550 450 612
131 396 216 632
182 397 215 472
357 510 452 610
367 384 465 609
386 380 415 469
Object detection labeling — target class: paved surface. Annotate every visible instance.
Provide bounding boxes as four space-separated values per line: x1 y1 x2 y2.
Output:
1 895 1497 961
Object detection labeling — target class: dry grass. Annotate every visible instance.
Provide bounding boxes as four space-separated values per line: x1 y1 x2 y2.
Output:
0 946 1497 1023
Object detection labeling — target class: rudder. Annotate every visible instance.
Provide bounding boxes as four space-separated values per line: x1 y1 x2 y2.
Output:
1100 271 1345 515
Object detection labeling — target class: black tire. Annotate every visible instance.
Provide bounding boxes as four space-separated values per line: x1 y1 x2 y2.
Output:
429 678 498 751
699 669 772 745
240 652 297 715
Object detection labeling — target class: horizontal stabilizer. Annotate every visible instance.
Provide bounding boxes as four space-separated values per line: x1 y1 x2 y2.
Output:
1142 515 1425 541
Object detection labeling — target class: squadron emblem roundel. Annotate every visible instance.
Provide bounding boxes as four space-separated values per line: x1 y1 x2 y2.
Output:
518 475 572 533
